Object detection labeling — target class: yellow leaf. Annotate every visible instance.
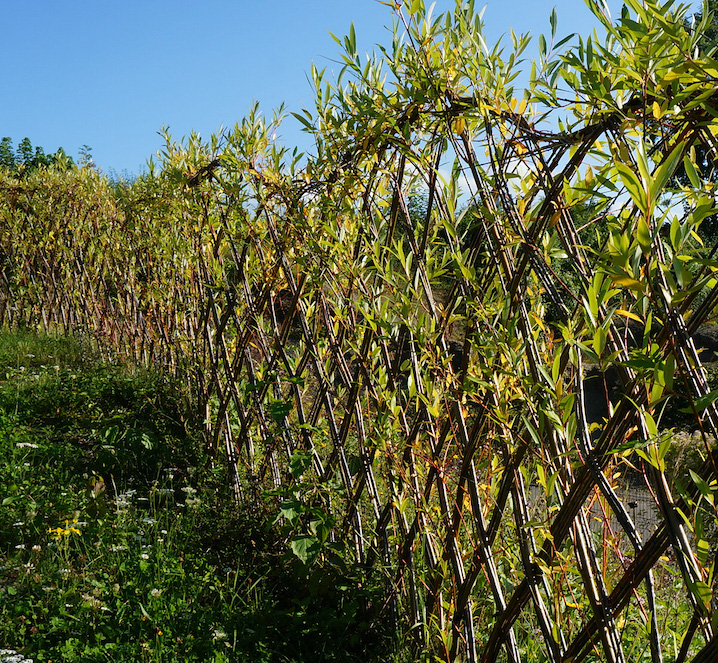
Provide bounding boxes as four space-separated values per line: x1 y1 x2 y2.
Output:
614 308 643 323
454 116 466 134
585 165 594 186
611 274 645 291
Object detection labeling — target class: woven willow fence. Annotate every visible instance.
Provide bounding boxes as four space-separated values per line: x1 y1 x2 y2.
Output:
4 1 718 660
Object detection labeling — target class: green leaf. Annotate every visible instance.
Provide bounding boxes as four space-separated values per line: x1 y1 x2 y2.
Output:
269 399 293 423
689 469 714 504
139 432 153 450
635 142 651 191
546 471 559 499
649 141 685 205
693 389 718 412
346 22 357 58
615 163 647 213
663 355 675 390
687 579 712 611
592 326 606 356
279 499 302 524
536 464 546 487
610 272 646 292
644 411 658 438
290 112 314 131
697 537 710 566
683 154 701 189
289 451 313 478
139 602 151 620
291 534 321 566
636 217 652 254
310 518 332 543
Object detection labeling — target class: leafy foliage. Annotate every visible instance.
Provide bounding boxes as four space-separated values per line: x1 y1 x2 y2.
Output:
3 1 718 661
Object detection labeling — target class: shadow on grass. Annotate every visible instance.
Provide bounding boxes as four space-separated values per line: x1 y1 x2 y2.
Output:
0 330 399 662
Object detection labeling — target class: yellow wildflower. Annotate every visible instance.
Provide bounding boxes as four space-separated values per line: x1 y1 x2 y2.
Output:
48 519 81 539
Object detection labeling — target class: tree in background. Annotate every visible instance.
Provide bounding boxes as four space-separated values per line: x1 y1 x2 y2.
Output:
695 0 718 50
0 136 75 174
0 137 15 169
16 137 34 165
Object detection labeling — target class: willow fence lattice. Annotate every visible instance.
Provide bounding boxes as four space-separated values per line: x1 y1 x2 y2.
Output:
3 2 718 660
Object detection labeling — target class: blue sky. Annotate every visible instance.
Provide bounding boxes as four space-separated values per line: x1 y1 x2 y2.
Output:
0 0 700 176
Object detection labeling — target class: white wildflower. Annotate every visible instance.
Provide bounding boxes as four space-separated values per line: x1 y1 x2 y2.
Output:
0 648 34 663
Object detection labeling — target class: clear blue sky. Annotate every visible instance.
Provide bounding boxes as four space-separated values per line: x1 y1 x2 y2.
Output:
0 0 699 176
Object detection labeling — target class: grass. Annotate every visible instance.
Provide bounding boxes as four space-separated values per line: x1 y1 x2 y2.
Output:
2 329 701 662
0 330 395 662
